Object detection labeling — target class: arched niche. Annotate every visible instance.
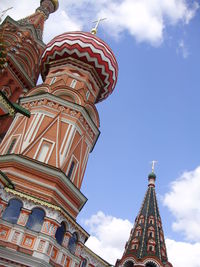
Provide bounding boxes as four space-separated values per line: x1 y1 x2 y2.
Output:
27 86 49 97
26 207 45 232
123 260 135 267
55 221 66 245
52 88 83 105
2 198 23 224
68 232 78 254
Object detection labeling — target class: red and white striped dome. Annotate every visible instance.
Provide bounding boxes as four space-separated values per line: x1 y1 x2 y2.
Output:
41 31 118 103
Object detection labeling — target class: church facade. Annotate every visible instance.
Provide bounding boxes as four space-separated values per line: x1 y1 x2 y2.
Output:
0 1 173 267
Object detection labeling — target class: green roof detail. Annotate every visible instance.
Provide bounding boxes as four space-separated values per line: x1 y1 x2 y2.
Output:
0 91 30 118
148 172 156 179
13 103 31 118
116 174 173 267
0 170 14 189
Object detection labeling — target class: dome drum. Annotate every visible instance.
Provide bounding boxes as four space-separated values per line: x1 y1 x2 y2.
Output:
41 32 118 103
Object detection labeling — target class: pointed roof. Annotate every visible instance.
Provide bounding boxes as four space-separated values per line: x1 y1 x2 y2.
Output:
17 0 58 40
116 172 173 267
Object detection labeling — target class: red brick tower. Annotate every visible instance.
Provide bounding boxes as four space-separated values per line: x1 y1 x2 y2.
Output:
0 30 118 266
116 172 173 267
0 0 58 140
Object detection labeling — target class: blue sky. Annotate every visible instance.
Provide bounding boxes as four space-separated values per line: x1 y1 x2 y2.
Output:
2 0 200 265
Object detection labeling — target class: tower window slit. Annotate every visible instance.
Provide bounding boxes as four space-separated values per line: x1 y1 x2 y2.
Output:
6 138 17 154
68 161 75 179
50 77 56 85
70 79 77 89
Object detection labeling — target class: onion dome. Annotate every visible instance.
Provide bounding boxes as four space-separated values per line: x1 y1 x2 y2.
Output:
41 31 118 103
40 0 59 12
148 172 156 187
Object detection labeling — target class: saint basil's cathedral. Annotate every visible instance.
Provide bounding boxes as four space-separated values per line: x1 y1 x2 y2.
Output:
0 1 173 267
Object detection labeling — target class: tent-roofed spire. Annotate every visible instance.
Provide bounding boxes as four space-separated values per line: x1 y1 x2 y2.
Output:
115 171 173 267
17 0 59 39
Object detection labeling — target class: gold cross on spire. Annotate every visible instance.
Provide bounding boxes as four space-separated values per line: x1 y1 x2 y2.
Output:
151 160 158 173
0 7 13 23
91 18 107 35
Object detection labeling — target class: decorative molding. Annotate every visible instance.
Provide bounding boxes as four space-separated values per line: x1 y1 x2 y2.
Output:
1 186 89 239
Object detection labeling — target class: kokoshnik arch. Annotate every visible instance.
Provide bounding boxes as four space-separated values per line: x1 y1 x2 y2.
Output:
0 1 173 267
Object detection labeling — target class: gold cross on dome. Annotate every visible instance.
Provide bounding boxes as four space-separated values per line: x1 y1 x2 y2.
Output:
91 18 107 35
0 7 13 23
151 160 158 173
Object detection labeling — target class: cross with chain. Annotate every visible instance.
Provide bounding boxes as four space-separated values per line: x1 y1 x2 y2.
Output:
151 160 158 173
91 18 107 35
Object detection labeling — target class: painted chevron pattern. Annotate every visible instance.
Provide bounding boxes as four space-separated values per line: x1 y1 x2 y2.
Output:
41 32 118 102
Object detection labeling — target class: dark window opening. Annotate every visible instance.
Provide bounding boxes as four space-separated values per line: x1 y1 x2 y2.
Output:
26 208 45 232
7 138 17 154
124 260 134 267
55 221 66 245
146 263 157 267
149 232 153 238
81 259 87 267
68 161 75 179
68 232 78 254
2 199 23 224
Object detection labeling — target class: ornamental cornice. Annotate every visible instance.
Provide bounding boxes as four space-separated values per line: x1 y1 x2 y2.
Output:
81 246 110 267
1 187 89 240
0 94 15 116
1 16 45 48
0 154 87 208
20 94 100 149
20 93 99 134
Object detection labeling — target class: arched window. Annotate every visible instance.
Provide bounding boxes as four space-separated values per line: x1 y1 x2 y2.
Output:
149 231 154 238
68 232 78 254
26 207 45 232
124 260 134 267
2 199 23 224
55 221 66 245
81 258 87 267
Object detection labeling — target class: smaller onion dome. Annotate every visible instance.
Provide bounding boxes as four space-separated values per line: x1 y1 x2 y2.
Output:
41 31 118 103
148 172 156 179
40 0 59 12
148 172 156 187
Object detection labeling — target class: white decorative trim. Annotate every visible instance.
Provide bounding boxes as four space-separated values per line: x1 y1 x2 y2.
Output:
20 94 99 137
0 155 87 206
34 137 55 164
5 170 79 214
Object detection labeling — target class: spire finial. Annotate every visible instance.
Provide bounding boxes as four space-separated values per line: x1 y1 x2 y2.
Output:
91 18 106 35
0 7 13 23
151 160 158 173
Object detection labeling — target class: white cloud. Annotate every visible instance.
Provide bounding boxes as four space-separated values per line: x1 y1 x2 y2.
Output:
164 166 200 242
84 211 200 267
166 239 200 267
84 211 132 264
177 40 189 58
1 0 199 45
84 212 200 267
